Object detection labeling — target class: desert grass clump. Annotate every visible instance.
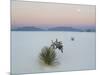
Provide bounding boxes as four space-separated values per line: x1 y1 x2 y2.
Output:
39 47 57 66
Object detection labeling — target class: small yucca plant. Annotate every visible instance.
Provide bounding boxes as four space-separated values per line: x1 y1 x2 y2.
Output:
39 47 57 66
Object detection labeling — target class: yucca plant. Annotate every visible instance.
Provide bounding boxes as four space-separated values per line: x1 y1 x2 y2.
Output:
39 47 57 66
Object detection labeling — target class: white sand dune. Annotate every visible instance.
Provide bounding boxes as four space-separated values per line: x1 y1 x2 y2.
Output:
11 32 96 74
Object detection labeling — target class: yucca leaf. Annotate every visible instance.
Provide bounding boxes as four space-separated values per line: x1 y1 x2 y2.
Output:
39 47 57 66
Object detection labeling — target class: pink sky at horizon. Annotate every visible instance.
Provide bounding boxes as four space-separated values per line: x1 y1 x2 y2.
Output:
11 1 96 27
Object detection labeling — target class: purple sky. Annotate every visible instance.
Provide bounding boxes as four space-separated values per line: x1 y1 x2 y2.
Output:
11 1 96 28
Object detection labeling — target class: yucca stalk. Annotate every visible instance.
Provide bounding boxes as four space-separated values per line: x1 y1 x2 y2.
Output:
39 47 57 66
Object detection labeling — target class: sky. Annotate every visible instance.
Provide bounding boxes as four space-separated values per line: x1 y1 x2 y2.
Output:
11 1 96 28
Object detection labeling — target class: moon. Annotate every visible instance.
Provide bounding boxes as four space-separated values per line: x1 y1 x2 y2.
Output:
77 9 81 12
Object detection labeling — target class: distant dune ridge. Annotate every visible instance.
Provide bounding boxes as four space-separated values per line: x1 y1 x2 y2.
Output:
11 26 96 32
48 27 82 31
11 26 44 31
